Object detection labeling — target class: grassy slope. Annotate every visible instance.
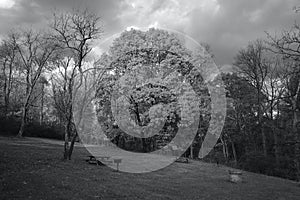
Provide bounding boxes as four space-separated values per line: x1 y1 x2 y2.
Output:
0 136 299 200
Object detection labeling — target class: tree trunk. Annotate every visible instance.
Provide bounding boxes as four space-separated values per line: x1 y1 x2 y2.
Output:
17 68 33 138
132 101 147 152
292 99 300 181
257 80 267 157
273 106 281 167
296 128 300 182
17 111 26 138
231 140 237 167
2 60 8 117
141 138 147 152
4 93 9 118
17 100 29 137
68 129 78 160
190 143 193 159
220 137 228 162
261 127 267 156
259 113 267 157
39 84 44 125
4 60 14 118
63 123 69 160
273 127 280 167
63 108 74 160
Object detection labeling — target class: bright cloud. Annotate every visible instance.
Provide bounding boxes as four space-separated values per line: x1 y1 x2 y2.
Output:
0 0 15 9
116 0 222 49
118 0 214 31
126 25 140 31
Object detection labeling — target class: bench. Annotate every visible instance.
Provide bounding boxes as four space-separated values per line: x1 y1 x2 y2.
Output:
86 156 122 170
86 155 98 165
175 157 189 163
86 156 111 165
100 156 115 165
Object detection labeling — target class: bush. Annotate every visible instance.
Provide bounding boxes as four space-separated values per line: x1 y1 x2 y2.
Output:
24 122 64 140
0 116 64 140
238 152 276 174
238 152 298 180
0 116 20 136
271 156 297 180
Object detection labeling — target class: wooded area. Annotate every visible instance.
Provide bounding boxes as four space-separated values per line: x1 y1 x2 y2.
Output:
0 8 299 181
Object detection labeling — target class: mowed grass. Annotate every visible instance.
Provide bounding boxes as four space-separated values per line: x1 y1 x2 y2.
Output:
0 136 300 200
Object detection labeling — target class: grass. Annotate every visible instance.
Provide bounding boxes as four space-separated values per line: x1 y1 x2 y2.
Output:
0 136 300 200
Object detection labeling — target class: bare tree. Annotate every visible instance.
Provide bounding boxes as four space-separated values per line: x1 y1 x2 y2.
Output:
234 40 269 157
50 8 103 159
267 23 300 61
262 57 289 166
16 29 57 137
51 54 76 159
267 23 300 180
0 33 18 117
38 76 48 125
284 64 300 180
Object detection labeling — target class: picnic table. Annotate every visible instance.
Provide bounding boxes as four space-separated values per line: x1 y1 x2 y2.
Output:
86 155 111 165
86 155 122 171
175 156 189 163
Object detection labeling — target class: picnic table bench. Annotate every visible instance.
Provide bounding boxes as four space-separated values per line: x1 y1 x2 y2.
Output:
86 156 122 171
86 155 111 165
175 156 189 163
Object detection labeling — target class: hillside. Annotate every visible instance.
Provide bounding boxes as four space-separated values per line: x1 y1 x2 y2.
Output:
0 136 299 200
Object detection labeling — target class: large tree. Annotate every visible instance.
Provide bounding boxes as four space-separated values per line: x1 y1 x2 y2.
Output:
96 28 210 154
50 8 103 159
222 73 258 165
16 29 57 137
267 23 300 180
0 33 18 117
234 40 270 157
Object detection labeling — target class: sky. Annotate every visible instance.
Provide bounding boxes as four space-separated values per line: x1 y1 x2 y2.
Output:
0 0 299 67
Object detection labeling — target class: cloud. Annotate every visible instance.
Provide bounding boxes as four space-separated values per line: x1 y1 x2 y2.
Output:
126 25 140 31
114 0 299 65
0 0 15 9
0 0 299 65
186 0 298 64
117 0 195 30
0 0 123 37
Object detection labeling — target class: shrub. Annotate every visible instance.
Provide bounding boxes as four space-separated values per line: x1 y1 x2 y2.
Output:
0 116 20 136
0 116 64 140
238 152 276 174
238 152 297 180
24 122 64 140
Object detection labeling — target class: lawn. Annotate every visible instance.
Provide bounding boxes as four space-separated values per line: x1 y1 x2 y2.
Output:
0 136 299 200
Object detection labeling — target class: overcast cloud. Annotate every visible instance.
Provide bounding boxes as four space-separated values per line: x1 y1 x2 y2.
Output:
0 0 299 66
